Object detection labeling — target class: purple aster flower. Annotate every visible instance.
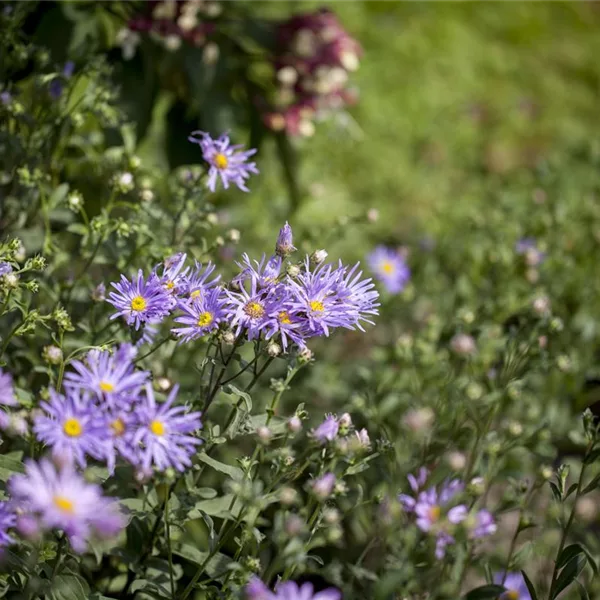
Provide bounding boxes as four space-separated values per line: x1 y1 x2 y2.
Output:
494 572 532 600
234 253 282 290
311 472 336 499
275 222 296 257
0 262 12 277
262 299 306 351
64 344 148 405
9 458 124 553
188 130 259 193
274 582 341 600
172 287 227 343
184 261 220 303
312 415 339 443
104 408 138 472
470 509 497 539
515 238 545 267
0 502 15 547
414 484 467 532
435 531 455 559
399 468 429 511
63 60 75 78
155 252 189 297
245 577 275 600
33 389 110 468
333 261 380 329
367 246 410 294
107 270 172 329
287 259 357 336
224 274 278 340
0 92 11 106
0 369 17 407
131 384 202 472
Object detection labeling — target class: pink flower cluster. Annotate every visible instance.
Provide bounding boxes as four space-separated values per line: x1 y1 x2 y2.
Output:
263 9 362 137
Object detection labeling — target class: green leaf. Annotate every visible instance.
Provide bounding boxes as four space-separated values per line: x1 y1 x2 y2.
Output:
557 544 585 570
0 453 25 482
553 555 586 599
575 580 590 600
173 544 232 579
188 494 240 520
463 584 506 599
582 472 600 494
549 482 562 502
48 574 90 600
579 542 599 576
222 384 252 412
197 453 243 481
521 570 538 600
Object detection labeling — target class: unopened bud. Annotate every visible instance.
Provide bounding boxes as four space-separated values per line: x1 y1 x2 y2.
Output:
140 188 154 202
323 508 340 524
446 451 467 471
67 191 83 211
284 514 304 536
227 229 241 243
287 416 302 433
450 333 476 356
310 249 328 265
403 407 434 433
279 487 297 506
257 426 272 444
338 412 352 428
156 377 171 392
42 345 63 365
222 330 236 345
266 341 282 358
533 296 551 316
367 208 379 223
287 264 301 278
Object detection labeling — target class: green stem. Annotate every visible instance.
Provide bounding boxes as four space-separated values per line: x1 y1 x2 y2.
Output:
165 488 175 599
135 335 171 364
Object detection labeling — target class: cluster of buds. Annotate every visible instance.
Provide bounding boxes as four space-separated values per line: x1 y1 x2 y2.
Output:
124 0 218 56
263 9 361 137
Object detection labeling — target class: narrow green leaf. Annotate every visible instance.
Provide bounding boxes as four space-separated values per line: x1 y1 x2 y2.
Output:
557 544 584 570
549 482 562 502
579 542 599 576
521 570 538 600
197 453 243 481
463 584 506 599
553 555 586 599
222 384 252 412
575 580 590 600
582 472 600 495
48 574 90 600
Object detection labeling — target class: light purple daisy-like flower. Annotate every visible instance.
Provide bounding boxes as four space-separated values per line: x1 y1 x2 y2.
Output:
274 582 341 600
262 297 306 351
184 261 220 303
494 572 532 600
312 415 339 443
9 458 124 553
333 261 380 329
471 509 497 539
131 384 202 472
172 288 227 343
0 502 15 547
188 130 259 193
64 344 148 405
103 409 139 472
0 369 17 406
434 531 455 560
414 484 467 532
33 389 109 468
245 577 275 600
234 254 282 290
367 246 411 294
107 270 172 330
275 222 296 257
155 252 189 296
0 262 13 277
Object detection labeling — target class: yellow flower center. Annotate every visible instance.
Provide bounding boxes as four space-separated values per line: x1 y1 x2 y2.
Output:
63 418 83 437
197 311 213 327
244 301 265 319
428 505 441 522
150 420 165 436
166 280 175 290
99 381 114 393
278 310 292 325
214 153 228 169
309 300 325 313
54 495 75 513
190 289 202 299
111 418 126 437
381 261 395 274
505 592 519 600
131 295 147 312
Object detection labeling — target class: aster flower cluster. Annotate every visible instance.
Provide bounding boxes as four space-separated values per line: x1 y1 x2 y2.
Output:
32 344 202 475
263 9 362 137
106 223 379 353
123 0 219 58
245 577 341 600
367 245 411 294
399 468 496 559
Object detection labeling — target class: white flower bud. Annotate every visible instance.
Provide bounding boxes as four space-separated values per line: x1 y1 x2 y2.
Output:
367 208 379 222
277 66 298 86
532 296 551 316
257 426 272 443
403 407 434 433
287 264 301 277
42 345 63 365
284 514 304 535
266 341 282 358
203 42 220 65
67 191 83 211
450 333 476 356
227 229 241 243
311 249 328 264
140 188 154 202
164 34 182 51
287 416 302 433
156 377 172 392
279 487 297 505
338 412 352 428
4 273 19 289
446 451 467 471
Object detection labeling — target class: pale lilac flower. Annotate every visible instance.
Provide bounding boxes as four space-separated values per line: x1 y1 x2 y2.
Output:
188 130 259 192
172 288 227 342
64 344 148 405
275 222 296 257
333 262 380 330
435 531 455 560
494 572 532 600
9 458 124 552
355 428 371 448
131 384 202 472
184 261 220 302
312 415 339 442
0 262 12 277
399 468 429 511
368 246 411 294
155 252 189 296
234 253 282 289
311 472 336 499
0 369 17 406
275 581 341 600
0 502 15 547
245 577 275 600
471 509 497 539
33 389 109 468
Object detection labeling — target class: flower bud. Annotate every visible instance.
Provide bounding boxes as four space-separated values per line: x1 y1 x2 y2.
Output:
298 347 314 363
468 476 485 495
266 341 282 358
450 333 476 356
42 345 63 365
338 412 352 428
227 229 241 243
140 188 154 202
310 249 328 265
284 514 304 536
287 264 301 278
539 465 553 480
550 317 564 332
156 377 172 392
222 330 236 345
67 191 83 211
257 426 272 444
310 473 336 500
446 451 467 471
91 282 106 302
367 208 379 223
287 416 302 433
323 507 340 524
403 407 434 433
508 420 523 437
203 42 220 65
279 487 297 506
275 222 296 257
129 155 141 170
532 296 551 316
3 273 19 289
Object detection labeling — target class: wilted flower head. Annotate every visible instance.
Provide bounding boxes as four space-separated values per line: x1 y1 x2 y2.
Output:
188 130 259 193
368 245 411 294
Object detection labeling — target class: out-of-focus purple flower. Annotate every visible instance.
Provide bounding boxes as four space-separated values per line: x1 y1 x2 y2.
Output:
275 222 296 257
64 344 148 405
311 472 336 499
0 369 17 407
172 288 227 342
494 572 532 600
0 91 11 105
91 282 106 302
471 509 497 539
9 458 124 552
515 238 545 267
107 270 172 329
184 261 220 302
188 130 259 193
435 531 455 560
245 576 276 600
367 246 411 294
131 384 202 472
274 581 341 600
63 61 75 78
312 414 339 443
0 262 12 276
0 502 15 547
33 389 109 468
